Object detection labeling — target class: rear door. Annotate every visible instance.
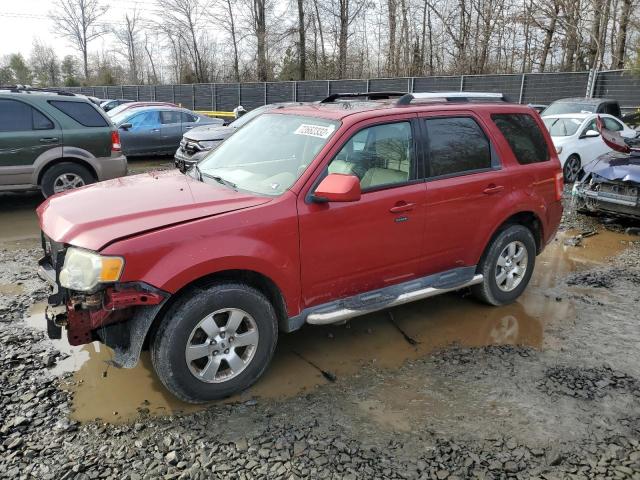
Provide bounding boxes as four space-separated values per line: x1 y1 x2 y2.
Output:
0 98 61 186
159 110 183 152
420 112 510 274
297 115 428 307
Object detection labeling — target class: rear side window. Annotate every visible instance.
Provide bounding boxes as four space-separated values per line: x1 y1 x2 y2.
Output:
425 117 491 177
48 100 108 127
161 111 180 124
0 99 54 132
491 114 550 164
181 112 198 123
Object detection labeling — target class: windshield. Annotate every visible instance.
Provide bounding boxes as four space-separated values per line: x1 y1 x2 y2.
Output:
229 104 271 129
198 113 339 196
543 102 595 116
543 117 584 137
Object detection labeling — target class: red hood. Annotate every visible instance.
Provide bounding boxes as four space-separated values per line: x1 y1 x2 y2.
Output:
37 170 272 251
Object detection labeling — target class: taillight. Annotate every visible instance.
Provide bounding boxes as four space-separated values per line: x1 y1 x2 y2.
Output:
111 130 121 152
554 172 564 201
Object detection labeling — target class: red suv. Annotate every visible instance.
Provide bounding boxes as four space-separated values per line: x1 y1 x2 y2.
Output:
37 92 563 402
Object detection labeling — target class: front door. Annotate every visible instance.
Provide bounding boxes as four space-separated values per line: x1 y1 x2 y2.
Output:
0 98 61 186
120 110 161 156
297 116 427 308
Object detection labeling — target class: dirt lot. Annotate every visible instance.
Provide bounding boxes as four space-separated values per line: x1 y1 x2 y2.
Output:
1 161 640 479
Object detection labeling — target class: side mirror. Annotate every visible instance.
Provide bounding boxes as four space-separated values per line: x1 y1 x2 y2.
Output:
312 174 361 203
120 122 132 131
581 129 600 138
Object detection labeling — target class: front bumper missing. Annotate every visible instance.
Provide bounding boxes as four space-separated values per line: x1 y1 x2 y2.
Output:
573 177 640 219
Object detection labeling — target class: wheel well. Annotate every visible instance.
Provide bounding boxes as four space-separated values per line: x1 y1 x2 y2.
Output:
143 269 288 349
485 212 543 259
37 158 98 185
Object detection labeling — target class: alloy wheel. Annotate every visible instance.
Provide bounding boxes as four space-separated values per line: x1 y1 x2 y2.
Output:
495 241 528 292
185 308 259 383
53 173 86 193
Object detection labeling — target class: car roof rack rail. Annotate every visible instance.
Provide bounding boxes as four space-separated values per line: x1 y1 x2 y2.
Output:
320 91 407 103
396 91 509 106
0 85 76 96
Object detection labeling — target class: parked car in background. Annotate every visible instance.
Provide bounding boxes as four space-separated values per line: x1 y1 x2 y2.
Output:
107 101 178 118
100 99 134 112
112 105 223 156
174 102 304 172
528 104 547 113
0 86 126 197
542 113 637 182
37 92 563 402
542 98 622 118
622 110 640 129
573 117 640 219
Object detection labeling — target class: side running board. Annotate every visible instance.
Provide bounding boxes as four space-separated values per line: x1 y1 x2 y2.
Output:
306 274 483 325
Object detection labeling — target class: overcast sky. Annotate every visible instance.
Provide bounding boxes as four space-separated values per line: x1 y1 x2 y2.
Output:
0 0 155 59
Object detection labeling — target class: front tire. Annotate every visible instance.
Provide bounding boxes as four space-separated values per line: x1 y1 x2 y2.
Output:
563 154 581 183
472 225 536 306
151 283 278 403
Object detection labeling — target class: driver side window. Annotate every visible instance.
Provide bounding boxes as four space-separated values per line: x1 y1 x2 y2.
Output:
129 111 160 130
327 122 414 190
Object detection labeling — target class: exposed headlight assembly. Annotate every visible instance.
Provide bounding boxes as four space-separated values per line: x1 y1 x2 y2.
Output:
198 140 222 150
59 247 124 292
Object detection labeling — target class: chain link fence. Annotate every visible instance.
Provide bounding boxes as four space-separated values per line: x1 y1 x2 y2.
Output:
67 70 640 112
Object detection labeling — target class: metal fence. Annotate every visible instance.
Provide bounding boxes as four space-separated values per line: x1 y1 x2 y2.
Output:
65 69 640 112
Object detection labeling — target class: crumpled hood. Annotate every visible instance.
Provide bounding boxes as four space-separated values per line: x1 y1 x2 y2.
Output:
37 169 271 251
583 152 640 183
184 124 235 142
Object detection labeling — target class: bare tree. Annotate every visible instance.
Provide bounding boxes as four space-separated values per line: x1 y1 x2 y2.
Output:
298 0 307 79
30 40 60 86
113 11 142 84
50 0 109 80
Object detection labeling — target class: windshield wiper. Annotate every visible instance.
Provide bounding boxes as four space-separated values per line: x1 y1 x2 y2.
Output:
202 172 237 189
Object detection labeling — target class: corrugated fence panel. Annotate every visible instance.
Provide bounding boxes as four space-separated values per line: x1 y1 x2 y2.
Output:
297 81 329 102
463 74 522 101
594 70 640 109
93 86 106 98
216 83 239 110
413 76 461 92
267 82 294 104
369 77 410 92
106 86 122 98
194 84 213 110
329 79 368 93
80 87 94 96
240 83 265 110
138 85 154 101
174 84 194 109
155 85 174 103
121 86 138 100
522 72 589 105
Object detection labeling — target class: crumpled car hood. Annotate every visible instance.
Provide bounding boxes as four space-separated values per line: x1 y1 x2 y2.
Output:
184 125 235 142
37 169 271 251
583 152 640 183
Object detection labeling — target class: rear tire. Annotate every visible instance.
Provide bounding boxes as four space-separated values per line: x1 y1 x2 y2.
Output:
472 225 536 306
151 283 278 403
41 162 94 198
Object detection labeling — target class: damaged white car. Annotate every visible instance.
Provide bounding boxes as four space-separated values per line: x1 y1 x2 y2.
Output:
573 116 640 220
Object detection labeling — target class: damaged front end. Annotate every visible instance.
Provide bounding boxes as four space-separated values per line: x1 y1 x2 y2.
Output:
37 233 169 367
572 117 640 220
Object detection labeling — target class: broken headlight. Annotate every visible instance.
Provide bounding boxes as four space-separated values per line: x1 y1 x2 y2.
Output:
59 247 124 292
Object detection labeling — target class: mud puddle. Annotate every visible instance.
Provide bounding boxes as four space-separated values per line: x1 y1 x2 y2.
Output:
0 192 42 246
21 229 634 424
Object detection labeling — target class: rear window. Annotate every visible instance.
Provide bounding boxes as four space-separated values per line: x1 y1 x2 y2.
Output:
425 117 491 177
492 114 550 164
48 100 108 127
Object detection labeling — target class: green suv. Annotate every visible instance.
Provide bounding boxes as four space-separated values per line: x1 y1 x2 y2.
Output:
0 87 127 197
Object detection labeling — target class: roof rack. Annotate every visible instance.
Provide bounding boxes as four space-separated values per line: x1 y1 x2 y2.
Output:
321 91 407 103
0 85 76 96
396 91 509 106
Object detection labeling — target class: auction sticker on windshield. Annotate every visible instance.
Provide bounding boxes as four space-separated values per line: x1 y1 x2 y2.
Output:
294 124 335 139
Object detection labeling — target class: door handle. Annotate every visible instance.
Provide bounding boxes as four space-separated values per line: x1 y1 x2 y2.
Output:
39 137 58 143
483 184 504 195
389 202 416 213
151 129 160 133
184 126 193 130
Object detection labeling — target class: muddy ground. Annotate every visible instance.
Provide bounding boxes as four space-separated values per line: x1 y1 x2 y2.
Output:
1 160 640 479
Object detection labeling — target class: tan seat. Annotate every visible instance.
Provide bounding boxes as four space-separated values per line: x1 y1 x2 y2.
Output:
328 160 356 175
360 167 408 189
